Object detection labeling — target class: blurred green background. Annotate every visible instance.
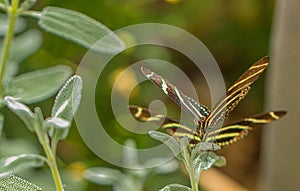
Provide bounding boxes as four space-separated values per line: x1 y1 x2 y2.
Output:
1 0 277 190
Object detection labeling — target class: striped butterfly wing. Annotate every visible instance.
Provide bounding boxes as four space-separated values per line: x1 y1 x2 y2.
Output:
129 106 201 144
203 56 270 127
203 111 286 147
140 66 210 124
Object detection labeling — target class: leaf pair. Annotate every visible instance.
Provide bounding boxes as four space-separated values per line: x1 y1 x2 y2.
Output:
5 75 82 141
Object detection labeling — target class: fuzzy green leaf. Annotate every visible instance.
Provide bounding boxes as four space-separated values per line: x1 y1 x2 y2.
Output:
148 131 181 158
0 139 40 156
193 151 226 182
0 14 27 36
0 154 45 177
45 117 70 130
191 142 220 160
0 113 3 137
84 167 125 186
160 184 192 191
2 30 42 85
49 75 82 140
20 0 37 11
0 174 42 191
9 29 42 64
38 6 125 54
4 96 36 131
144 158 178 174
213 155 226 167
5 65 72 104
122 139 140 168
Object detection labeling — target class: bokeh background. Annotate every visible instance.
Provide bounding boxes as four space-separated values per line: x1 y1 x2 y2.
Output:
1 0 298 191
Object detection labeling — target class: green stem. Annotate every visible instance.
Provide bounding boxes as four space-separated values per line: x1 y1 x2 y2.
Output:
34 124 64 191
0 0 19 96
182 146 199 191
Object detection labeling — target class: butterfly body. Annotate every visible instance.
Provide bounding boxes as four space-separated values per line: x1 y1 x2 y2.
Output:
130 56 286 148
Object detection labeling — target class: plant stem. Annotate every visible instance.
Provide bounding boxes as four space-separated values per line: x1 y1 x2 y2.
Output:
34 124 64 191
0 0 19 96
182 146 199 191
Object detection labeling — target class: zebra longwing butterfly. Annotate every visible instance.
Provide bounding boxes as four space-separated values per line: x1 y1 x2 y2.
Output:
130 56 286 148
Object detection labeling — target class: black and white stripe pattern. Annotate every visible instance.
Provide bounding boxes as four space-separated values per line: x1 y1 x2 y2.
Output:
141 66 210 124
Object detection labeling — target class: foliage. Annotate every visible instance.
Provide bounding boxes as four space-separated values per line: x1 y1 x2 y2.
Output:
0 0 124 190
0 0 277 190
84 139 179 191
150 132 226 191
0 175 42 191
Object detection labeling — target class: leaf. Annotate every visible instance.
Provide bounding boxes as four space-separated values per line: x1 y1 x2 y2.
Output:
44 117 70 130
213 155 226 167
180 137 190 151
191 142 220 160
0 154 46 177
3 61 18 86
0 113 3 137
83 167 125 186
4 96 36 131
148 131 181 158
2 30 43 85
20 0 37 11
0 139 40 156
5 65 72 104
160 184 192 191
49 75 82 140
51 75 82 120
0 14 27 36
144 158 178 174
0 174 42 191
38 6 125 54
193 151 226 182
122 139 140 168
9 29 42 64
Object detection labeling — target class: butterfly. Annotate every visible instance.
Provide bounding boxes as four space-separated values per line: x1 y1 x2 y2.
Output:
130 56 286 148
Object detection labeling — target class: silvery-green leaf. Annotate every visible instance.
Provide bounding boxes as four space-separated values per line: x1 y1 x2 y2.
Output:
160 184 192 191
0 138 39 156
0 174 42 191
20 0 37 11
148 131 181 159
4 96 36 131
3 61 18 86
51 75 82 120
0 154 46 177
5 65 72 104
9 29 42 64
45 117 70 130
38 6 125 54
0 14 27 36
180 137 189 150
191 142 220 160
49 75 82 140
0 113 3 137
213 155 226 167
83 167 126 186
193 151 225 182
144 158 178 174
1 30 42 85
123 139 140 168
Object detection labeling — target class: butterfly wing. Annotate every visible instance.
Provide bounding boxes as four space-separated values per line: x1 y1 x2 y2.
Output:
203 56 270 127
203 110 286 147
140 66 210 124
129 106 201 143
